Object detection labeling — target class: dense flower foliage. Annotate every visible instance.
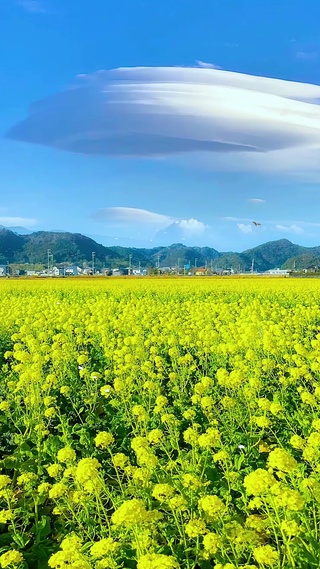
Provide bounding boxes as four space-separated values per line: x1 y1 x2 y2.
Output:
0 276 320 568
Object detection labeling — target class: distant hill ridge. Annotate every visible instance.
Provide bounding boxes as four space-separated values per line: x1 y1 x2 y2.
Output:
0 228 319 271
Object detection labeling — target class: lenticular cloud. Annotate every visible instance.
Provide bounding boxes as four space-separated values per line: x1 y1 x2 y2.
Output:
7 66 320 164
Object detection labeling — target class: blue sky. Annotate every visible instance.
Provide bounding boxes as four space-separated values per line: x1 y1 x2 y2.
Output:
1 0 320 251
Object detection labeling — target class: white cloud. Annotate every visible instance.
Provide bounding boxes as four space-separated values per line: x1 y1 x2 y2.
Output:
91 207 207 235
196 61 221 69
275 224 304 235
91 207 172 228
7 65 320 176
170 218 207 234
247 198 266 203
296 51 318 61
224 216 253 222
237 223 253 234
0 217 37 227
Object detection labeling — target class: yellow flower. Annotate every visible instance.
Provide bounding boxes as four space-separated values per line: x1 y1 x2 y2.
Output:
75 458 101 488
0 476 11 490
147 429 164 444
44 407 56 418
213 450 229 463
57 447 76 463
198 495 226 519
49 482 68 499
289 435 305 449
269 402 283 416
17 473 37 486
302 445 320 462
47 464 62 478
43 396 55 407
94 431 115 449
281 519 300 536
37 482 51 495
185 519 207 538
131 436 149 451
202 532 222 557
183 427 199 446
311 418 320 431
132 404 149 421
112 453 128 469
0 402 9 412
169 495 187 510
0 550 23 568
221 396 235 409
161 413 179 427
253 545 279 566
111 499 149 526
307 432 320 447
152 483 175 502
0 510 14 524
244 469 276 496
90 537 118 558
267 448 298 472
183 409 196 420
254 416 271 429
48 536 90 569
271 486 305 511
198 427 221 449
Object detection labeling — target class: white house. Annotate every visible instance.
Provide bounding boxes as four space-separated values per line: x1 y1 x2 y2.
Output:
265 268 290 276
65 266 82 276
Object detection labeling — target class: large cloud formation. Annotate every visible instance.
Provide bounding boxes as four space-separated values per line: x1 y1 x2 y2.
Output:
7 66 320 172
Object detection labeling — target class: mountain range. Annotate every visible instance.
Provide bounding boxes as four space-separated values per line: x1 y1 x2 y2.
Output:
1 227 320 272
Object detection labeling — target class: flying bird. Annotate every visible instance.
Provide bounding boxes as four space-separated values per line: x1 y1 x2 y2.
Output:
252 221 261 226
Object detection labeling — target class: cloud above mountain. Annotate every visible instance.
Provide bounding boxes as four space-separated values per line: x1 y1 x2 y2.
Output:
91 207 171 228
7 66 320 175
91 207 208 245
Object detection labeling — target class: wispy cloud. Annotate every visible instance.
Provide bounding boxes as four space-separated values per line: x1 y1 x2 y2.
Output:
17 0 46 13
91 207 172 228
196 61 221 69
91 207 207 235
247 198 266 204
7 66 320 177
296 50 319 61
275 224 304 235
0 216 37 227
237 223 253 234
223 216 253 223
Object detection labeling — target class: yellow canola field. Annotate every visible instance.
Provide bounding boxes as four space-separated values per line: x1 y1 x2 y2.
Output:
0 278 320 569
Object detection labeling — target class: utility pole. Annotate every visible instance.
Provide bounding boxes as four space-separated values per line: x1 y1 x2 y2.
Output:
129 254 132 275
177 258 180 274
92 252 95 275
156 254 160 270
251 258 254 273
47 249 51 274
138 261 141 274
194 258 197 273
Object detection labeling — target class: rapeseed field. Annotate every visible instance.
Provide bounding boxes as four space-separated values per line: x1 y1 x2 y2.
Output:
1 277 320 568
